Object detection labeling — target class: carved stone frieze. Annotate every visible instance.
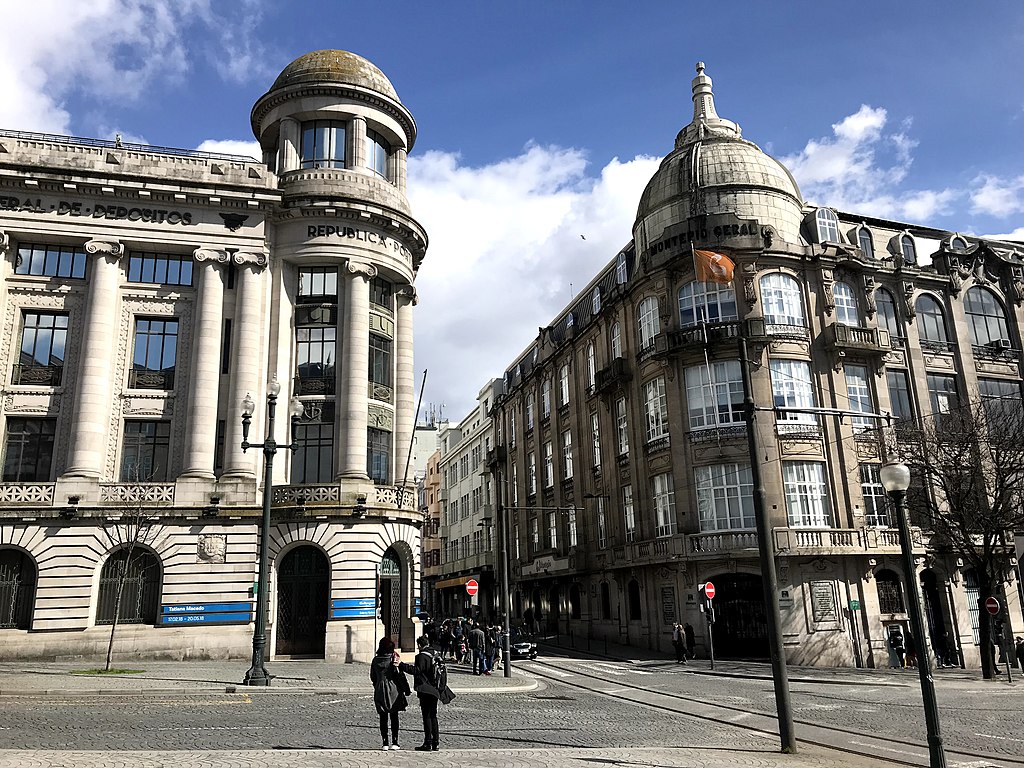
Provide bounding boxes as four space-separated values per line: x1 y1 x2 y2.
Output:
976 358 1021 377
1007 266 1024 307
122 395 174 418
2 392 61 415
862 275 877 319
821 268 835 316
197 534 227 563
922 352 954 370
368 404 393 431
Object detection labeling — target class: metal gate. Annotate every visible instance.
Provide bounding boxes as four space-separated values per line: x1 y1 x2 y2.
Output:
275 546 329 657
380 550 402 646
0 550 35 629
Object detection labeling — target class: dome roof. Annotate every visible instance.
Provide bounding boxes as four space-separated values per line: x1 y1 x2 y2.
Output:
635 63 804 244
269 50 399 101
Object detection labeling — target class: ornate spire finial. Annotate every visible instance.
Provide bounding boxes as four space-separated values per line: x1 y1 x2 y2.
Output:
691 61 719 124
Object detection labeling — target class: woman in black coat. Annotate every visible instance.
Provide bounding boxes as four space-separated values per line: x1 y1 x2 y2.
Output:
370 637 411 750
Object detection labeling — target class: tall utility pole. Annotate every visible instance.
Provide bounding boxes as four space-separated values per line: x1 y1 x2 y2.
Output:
739 334 796 752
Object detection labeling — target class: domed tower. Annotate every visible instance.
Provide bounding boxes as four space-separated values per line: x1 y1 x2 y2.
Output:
248 50 427 499
634 62 804 260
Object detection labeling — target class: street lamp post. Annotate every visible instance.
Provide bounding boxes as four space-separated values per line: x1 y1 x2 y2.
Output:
880 458 947 768
240 375 304 686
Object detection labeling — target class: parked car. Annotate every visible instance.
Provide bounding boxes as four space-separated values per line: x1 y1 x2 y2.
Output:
509 639 538 660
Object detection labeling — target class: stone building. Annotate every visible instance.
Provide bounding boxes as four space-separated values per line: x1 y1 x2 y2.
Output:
489 63 1021 668
0 50 427 662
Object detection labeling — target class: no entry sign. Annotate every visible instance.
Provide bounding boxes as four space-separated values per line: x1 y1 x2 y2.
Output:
703 582 716 600
465 579 479 597
985 596 1000 616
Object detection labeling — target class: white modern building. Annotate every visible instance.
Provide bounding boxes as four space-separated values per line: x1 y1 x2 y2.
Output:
0 50 427 662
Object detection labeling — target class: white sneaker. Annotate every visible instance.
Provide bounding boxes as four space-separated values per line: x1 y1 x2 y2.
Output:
382 743 390 751
391 744 401 750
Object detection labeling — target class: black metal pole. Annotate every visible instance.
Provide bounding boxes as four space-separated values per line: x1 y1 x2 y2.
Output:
244 391 277 686
740 335 796 752
891 488 947 768
499 498 512 678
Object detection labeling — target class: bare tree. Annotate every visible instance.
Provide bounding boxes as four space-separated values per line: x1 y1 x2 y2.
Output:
897 395 1024 678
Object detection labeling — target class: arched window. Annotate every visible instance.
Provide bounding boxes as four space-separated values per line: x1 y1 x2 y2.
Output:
678 280 737 326
964 286 1009 347
591 287 601 315
875 288 902 343
627 579 642 621
97 548 161 625
950 235 968 251
600 582 611 620
586 343 596 388
760 273 805 328
901 234 917 265
610 322 622 360
565 312 574 330
875 569 905 614
0 549 36 629
833 281 859 325
915 295 949 343
815 208 840 243
857 226 875 259
637 296 660 348
615 252 628 284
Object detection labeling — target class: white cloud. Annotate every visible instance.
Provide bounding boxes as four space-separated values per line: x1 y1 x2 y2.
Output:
195 139 262 159
970 174 1024 218
409 146 658 419
781 105 958 222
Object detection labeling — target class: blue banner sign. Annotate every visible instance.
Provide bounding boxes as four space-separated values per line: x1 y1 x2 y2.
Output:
159 602 252 626
332 598 376 609
331 597 376 620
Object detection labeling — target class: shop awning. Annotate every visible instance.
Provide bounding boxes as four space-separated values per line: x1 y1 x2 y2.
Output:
434 575 477 590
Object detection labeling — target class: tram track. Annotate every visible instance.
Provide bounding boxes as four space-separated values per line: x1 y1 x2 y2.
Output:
522 658 1024 768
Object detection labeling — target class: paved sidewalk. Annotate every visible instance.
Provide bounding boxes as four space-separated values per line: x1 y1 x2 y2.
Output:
0 744 897 768
0 657 535 696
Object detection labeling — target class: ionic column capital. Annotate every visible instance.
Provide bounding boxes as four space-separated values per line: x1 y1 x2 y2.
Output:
0 229 9 258
396 283 418 306
84 238 124 258
233 249 269 270
346 260 378 279
193 247 231 264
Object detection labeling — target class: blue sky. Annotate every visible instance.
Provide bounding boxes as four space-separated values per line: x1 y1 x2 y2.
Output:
3 1 1023 420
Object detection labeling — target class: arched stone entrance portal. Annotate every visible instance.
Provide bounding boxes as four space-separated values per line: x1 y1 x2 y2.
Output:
379 549 404 647
275 546 329 657
711 573 769 659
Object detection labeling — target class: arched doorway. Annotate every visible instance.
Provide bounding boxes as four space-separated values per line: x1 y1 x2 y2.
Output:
713 573 769 658
920 569 949 662
275 546 328 657
0 549 36 629
379 549 404 647
97 547 160 625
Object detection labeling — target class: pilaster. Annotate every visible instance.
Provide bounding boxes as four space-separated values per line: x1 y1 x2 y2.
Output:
337 260 375 479
394 285 416 485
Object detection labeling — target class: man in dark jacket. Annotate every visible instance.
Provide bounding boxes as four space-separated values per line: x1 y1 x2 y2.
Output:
468 624 488 675
399 634 453 751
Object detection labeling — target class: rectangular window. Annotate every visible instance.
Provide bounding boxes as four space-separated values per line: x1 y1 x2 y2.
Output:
3 417 56 482
526 393 535 431
297 326 337 395
542 380 551 418
15 243 86 279
527 452 536 494
653 472 676 537
15 311 67 386
367 129 390 178
127 252 193 286
130 318 178 390
978 378 1023 425
770 359 816 428
859 463 891 527
783 461 831 527
472 486 482 514
695 463 754 531
121 421 171 481
300 120 346 169
596 497 607 548
926 373 959 430
461 494 470 519
567 507 578 547
591 412 601 469
615 397 629 456
513 523 521 561
886 369 914 421
367 427 391 484
643 377 669 441
471 445 482 469
530 517 540 552
561 430 573 479
292 403 335 484
559 364 570 406
460 455 469 478
511 463 518 506
368 333 392 389
298 267 338 300
370 277 394 311
844 363 874 432
546 510 558 550
685 360 743 430
623 485 635 542
543 441 554 487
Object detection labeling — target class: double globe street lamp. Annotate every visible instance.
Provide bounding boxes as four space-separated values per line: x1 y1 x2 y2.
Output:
240 375 304 686
879 458 946 768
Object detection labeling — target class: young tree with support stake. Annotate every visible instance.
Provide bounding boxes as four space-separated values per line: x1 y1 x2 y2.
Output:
896 396 1024 679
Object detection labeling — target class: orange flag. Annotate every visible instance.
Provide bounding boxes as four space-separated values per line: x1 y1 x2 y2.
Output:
693 248 735 284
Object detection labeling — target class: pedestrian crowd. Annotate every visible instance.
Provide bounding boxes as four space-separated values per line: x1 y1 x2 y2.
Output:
422 615 506 676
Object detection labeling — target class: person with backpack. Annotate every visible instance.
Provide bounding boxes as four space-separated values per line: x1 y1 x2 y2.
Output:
369 637 411 751
399 634 455 751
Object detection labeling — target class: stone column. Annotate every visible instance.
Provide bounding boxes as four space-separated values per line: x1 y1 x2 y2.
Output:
222 251 268 478
180 249 227 478
337 261 375 480
393 286 416 491
278 117 300 174
350 115 367 171
63 239 123 479
393 148 408 194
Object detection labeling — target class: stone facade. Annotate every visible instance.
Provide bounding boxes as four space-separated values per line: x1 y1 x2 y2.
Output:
0 50 426 663
486 64 1022 669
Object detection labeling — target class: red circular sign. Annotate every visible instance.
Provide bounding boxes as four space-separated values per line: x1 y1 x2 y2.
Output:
985 596 1000 616
703 582 716 600
465 579 479 596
